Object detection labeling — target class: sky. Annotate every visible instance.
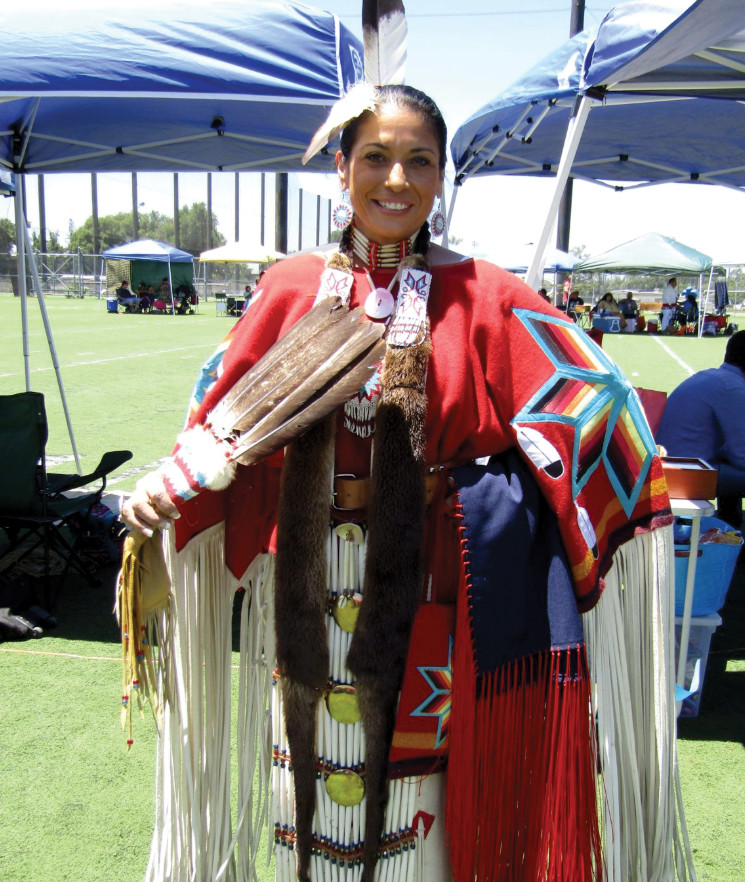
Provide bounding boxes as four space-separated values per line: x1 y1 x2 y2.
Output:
6 0 745 264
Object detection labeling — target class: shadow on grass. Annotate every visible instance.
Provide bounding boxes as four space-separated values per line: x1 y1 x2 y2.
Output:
27 561 249 653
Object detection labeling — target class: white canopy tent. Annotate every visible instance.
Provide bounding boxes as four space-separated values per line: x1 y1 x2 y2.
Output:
449 0 745 329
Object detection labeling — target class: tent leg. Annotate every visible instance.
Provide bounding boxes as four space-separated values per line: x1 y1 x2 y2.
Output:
15 187 31 390
525 96 593 291
439 186 451 250
445 186 459 251
22 217 83 474
168 262 175 314
698 267 714 337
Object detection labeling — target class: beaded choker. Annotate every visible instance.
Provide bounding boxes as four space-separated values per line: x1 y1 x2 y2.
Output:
350 225 417 271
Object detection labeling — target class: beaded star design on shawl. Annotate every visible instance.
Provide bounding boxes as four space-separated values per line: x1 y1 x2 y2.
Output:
510 309 668 606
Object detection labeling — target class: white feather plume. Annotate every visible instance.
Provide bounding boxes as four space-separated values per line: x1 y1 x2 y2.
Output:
515 424 564 479
302 82 378 165
363 0 407 86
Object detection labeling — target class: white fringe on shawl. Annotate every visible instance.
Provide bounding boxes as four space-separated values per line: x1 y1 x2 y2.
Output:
145 524 276 882
143 521 695 882
144 524 447 882
583 524 697 882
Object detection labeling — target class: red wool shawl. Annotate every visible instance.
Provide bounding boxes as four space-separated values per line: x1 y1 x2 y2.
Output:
174 251 671 610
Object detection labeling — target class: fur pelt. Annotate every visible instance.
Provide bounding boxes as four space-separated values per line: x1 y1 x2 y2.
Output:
275 414 336 882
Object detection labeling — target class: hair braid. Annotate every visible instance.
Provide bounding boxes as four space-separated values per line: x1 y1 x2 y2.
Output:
339 221 354 259
413 221 431 257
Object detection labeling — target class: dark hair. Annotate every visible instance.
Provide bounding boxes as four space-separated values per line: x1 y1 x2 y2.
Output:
725 330 745 370
339 84 447 171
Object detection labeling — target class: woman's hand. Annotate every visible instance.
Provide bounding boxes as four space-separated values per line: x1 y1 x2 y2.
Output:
121 471 180 537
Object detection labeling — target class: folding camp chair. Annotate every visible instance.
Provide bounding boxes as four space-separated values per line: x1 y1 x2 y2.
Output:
0 392 132 609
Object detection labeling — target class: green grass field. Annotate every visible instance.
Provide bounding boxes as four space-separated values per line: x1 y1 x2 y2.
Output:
0 292 743 881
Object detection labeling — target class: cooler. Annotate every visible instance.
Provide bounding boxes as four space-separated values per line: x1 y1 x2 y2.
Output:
673 516 743 615
592 315 622 333
106 298 119 314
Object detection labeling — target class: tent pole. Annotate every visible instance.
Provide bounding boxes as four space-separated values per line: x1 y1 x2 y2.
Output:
14 185 31 390
526 95 592 291
439 185 450 249
22 218 83 473
168 261 175 314
444 185 458 250
698 267 714 337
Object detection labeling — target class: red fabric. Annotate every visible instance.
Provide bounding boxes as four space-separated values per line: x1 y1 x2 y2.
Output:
447 523 602 882
175 251 670 607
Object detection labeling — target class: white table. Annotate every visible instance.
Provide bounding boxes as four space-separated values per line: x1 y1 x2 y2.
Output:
669 497 716 714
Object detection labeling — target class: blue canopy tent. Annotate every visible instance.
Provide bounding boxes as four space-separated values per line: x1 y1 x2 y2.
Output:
102 239 196 312
449 0 745 309
1 0 362 468
0 1 362 175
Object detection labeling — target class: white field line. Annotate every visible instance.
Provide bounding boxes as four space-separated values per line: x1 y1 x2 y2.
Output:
0 344 211 378
650 335 696 377
0 646 242 670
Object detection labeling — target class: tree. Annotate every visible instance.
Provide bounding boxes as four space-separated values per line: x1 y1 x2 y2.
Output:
69 212 136 252
177 202 225 255
67 203 224 255
31 229 65 252
0 218 14 254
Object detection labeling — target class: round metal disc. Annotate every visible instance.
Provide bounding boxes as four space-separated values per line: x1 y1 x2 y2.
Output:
326 769 365 806
326 685 361 724
332 594 361 633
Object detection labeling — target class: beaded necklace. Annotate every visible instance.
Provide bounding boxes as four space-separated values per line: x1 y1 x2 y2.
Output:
349 224 417 271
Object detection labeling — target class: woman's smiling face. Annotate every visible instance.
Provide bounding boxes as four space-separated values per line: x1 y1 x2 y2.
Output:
336 104 444 246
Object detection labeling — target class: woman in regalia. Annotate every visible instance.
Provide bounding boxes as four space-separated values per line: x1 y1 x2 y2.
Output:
122 84 692 882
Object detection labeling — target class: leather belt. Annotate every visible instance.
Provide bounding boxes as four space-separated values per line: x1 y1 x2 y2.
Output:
333 472 442 511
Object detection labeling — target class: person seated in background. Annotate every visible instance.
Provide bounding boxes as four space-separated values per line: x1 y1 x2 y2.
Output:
593 292 622 316
566 289 584 321
679 292 699 326
151 285 168 313
176 284 194 315
619 291 638 318
137 283 152 313
537 287 551 303
657 330 745 527
158 277 171 298
116 280 138 312
619 291 641 332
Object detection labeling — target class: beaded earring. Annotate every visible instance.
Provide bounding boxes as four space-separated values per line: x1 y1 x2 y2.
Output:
332 188 353 230
429 199 446 238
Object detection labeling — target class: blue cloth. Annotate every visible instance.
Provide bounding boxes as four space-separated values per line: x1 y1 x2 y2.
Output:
657 362 745 495
454 450 583 672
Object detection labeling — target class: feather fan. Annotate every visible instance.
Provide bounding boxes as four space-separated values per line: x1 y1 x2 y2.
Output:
362 0 407 86
162 294 385 499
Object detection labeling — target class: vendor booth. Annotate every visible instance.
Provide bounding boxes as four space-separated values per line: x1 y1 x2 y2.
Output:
102 239 195 314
